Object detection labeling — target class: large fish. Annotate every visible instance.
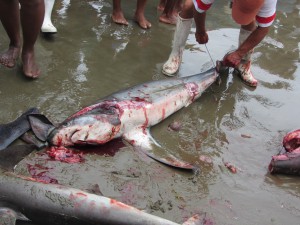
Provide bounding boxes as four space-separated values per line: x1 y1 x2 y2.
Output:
28 68 219 170
0 147 203 225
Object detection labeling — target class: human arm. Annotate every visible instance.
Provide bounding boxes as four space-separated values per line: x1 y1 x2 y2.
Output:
193 7 208 44
192 0 215 44
223 0 276 67
223 26 270 67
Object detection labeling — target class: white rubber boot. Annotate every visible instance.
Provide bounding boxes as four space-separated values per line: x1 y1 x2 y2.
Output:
41 0 57 33
162 15 192 76
235 28 257 87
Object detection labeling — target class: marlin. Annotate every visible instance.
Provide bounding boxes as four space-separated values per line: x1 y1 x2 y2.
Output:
28 68 219 170
0 146 203 225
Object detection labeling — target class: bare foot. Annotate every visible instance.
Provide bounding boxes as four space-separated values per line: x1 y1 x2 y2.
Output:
134 14 151 29
0 46 20 68
159 14 177 25
22 52 40 79
157 0 166 11
112 11 128 25
157 5 164 11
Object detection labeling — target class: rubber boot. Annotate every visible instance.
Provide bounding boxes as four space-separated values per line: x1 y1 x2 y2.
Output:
162 15 192 76
41 0 57 33
235 28 257 87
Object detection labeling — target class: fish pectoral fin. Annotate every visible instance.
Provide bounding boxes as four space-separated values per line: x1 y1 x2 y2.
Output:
142 147 197 171
124 128 196 171
0 145 38 172
123 128 160 150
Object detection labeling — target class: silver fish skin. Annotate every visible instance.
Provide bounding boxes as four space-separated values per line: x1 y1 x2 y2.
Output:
50 68 217 148
0 169 201 225
46 68 218 170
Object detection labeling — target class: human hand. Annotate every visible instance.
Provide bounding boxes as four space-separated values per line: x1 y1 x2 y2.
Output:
222 51 243 68
195 31 208 44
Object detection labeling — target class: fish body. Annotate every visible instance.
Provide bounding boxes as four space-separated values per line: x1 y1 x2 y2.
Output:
29 68 218 170
0 168 201 225
50 69 217 146
0 70 219 224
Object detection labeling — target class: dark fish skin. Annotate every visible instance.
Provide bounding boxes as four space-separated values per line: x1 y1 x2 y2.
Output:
269 152 300 175
0 108 39 151
269 129 300 176
20 132 47 150
0 145 38 171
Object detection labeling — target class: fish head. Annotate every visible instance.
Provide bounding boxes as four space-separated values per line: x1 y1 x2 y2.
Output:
49 113 121 146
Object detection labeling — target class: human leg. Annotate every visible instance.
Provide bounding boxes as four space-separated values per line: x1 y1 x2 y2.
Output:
112 0 128 25
159 0 177 25
19 0 44 78
234 22 258 87
180 0 193 19
157 0 166 11
134 0 151 29
41 0 57 33
162 0 193 76
174 0 183 13
0 0 21 68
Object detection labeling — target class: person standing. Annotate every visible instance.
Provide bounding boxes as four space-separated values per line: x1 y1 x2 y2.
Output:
158 0 182 25
41 0 57 34
112 0 151 29
194 0 277 87
0 0 45 78
162 0 194 76
163 0 277 88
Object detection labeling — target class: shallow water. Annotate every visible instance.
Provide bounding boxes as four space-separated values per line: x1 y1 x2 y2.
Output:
1 0 300 224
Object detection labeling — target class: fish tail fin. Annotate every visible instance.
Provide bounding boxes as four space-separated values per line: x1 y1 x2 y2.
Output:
0 145 38 171
0 107 39 151
28 114 55 142
21 132 47 150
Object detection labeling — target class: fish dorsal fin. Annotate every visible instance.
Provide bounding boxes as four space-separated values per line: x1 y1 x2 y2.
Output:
123 128 196 171
85 184 103 196
0 145 37 172
28 114 55 142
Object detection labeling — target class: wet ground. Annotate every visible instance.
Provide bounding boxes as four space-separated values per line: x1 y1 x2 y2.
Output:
1 0 300 224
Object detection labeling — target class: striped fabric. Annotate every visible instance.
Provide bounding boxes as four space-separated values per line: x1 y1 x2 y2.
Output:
192 0 214 13
193 0 277 27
